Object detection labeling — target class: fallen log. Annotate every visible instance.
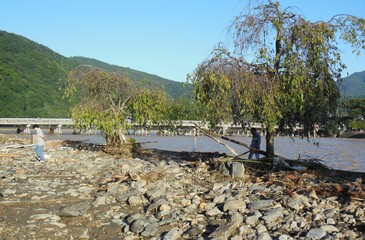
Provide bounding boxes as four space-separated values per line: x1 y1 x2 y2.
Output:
193 123 268 157
200 129 238 156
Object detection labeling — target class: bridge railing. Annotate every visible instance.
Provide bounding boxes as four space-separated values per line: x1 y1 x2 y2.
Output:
0 118 75 125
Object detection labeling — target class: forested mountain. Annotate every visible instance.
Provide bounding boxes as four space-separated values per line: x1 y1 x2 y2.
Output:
71 57 192 99
0 30 78 117
0 30 191 117
339 71 365 99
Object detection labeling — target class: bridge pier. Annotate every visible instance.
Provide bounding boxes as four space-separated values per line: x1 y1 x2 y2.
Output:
24 124 31 134
55 124 63 135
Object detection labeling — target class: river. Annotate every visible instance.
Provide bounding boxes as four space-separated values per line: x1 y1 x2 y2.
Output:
132 135 365 172
2 128 365 172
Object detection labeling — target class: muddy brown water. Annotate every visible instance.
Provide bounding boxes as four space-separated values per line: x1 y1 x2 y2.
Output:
2 129 365 172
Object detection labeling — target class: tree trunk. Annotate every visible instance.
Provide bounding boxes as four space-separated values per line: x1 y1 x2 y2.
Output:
265 128 275 158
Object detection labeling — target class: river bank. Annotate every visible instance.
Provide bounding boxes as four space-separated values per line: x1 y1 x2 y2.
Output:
0 135 365 239
339 131 365 139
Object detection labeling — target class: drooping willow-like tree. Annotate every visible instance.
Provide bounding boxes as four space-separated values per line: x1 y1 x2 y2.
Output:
190 1 365 157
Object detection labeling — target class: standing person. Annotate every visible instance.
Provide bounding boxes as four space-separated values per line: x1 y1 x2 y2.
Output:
33 124 45 162
248 127 261 159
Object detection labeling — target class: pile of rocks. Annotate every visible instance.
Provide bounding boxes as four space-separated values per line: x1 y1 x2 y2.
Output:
0 141 364 239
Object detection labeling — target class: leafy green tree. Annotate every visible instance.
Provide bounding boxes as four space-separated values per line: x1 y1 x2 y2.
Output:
190 0 365 157
348 120 365 130
343 98 365 119
129 87 169 128
65 65 170 146
65 66 135 146
166 96 203 121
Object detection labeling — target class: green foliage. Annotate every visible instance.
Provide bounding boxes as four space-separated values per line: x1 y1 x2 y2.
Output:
0 30 78 117
348 120 365 130
166 96 203 121
65 66 175 147
65 66 136 146
342 98 365 119
191 70 233 126
129 88 169 127
322 122 341 137
190 0 365 157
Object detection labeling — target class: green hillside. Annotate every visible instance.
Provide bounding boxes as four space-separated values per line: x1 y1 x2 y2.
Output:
0 30 78 117
71 56 192 99
0 30 191 118
339 71 365 99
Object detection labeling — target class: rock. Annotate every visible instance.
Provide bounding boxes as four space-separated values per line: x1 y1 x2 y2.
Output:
248 200 273 210
115 188 140 203
261 207 284 223
245 211 262 225
230 213 244 226
320 225 339 233
163 227 182 240
256 232 272 240
147 185 167 201
213 194 226 203
230 162 245 178
141 221 159 237
223 199 246 212
3 188 16 195
182 226 204 239
206 207 223 217
59 201 90 217
209 221 238 240
218 162 231 176
128 195 143 207
306 228 327 239
278 234 292 240
146 198 169 213
213 183 224 191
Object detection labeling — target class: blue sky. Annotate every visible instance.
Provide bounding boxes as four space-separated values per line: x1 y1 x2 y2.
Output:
1 0 365 82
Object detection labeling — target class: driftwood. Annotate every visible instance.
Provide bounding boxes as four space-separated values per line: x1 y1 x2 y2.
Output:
193 124 268 157
262 170 365 201
0 153 21 158
200 130 238 156
0 144 34 150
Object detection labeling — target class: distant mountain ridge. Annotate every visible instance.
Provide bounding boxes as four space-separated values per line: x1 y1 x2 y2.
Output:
0 30 191 117
339 71 365 99
71 56 192 99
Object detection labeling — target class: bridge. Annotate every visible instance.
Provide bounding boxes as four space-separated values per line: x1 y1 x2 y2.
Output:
0 118 268 136
1 118 309 138
0 118 75 126
0 118 75 134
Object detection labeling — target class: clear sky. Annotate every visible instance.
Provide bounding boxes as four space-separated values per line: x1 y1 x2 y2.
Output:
0 0 365 82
